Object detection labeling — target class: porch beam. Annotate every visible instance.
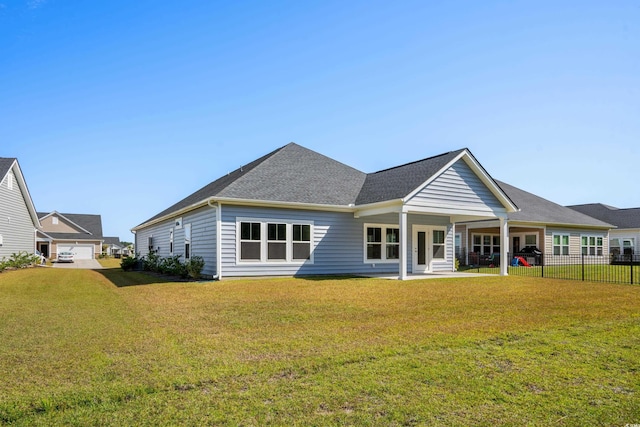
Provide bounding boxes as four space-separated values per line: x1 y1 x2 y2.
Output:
500 217 509 276
399 211 408 280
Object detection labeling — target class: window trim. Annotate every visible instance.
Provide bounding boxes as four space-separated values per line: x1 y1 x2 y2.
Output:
169 228 174 255
184 223 191 259
581 234 603 257
471 233 500 255
552 233 570 256
236 218 314 265
363 223 401 264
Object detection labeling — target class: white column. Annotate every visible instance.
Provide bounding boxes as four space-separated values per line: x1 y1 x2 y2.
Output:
399 211 408 280
500 216 509 276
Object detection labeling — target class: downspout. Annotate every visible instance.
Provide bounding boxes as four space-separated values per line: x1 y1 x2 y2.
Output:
207 199 222 280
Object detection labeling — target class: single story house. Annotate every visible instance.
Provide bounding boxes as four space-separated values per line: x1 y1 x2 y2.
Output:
568 203 640 260
0 157 41 259
132 143 520 279
103 237 124 257
456 181 612 266
37 211 104 260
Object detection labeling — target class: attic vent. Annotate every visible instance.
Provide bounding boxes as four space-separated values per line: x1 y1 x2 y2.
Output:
52 216 59 225
8 173 13 190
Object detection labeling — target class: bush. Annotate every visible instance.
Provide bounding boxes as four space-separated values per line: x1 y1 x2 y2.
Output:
0 252 41 271
159 255 186 277
185 256 205 280
120 256 139 271
142 251 162 273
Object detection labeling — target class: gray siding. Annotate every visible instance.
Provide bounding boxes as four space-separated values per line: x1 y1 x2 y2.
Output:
221 205 454 277
406 160 503 211
0 169 36 259
135 205 217 277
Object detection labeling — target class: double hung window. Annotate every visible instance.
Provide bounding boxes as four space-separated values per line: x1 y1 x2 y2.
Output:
581 235 603 256
238 219 313 263
365 225 400 262
553 234 570 256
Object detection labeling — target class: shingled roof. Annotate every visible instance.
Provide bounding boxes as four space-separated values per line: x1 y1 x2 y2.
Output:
0 158 16 180
141 143 367 225
356 149 467 205
568 203 640 229
135 144 508 229
496 181 612 228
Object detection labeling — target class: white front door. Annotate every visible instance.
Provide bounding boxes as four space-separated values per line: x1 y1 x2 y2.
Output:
413 225 447 274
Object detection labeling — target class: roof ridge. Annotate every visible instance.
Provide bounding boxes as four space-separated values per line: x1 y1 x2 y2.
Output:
368 148 466 174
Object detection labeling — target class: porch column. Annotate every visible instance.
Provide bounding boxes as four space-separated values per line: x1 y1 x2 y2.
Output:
500 217 509 276
399 211 408 280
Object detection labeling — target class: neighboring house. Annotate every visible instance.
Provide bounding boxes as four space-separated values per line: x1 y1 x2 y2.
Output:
103 237 124 257
0 158 41 259
132 143 518 279
37 211 104 260
457 181 612 265
568 203 640 259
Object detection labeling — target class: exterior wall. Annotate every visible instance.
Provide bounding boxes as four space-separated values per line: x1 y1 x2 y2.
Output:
545 227 609 263
135 205 217 277
406 160 503 211
40 215 79 233
220 205 453 277
0 169 36 259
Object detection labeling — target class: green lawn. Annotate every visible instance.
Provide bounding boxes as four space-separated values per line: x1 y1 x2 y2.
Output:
462 264 640 285
0 268 639 426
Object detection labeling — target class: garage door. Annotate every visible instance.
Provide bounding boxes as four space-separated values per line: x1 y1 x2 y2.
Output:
57 244 94 260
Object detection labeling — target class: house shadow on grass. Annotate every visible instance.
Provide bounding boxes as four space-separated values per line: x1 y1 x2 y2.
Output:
95 268 178 288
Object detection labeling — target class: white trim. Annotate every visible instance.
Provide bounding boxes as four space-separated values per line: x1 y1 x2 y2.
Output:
235 217 314 265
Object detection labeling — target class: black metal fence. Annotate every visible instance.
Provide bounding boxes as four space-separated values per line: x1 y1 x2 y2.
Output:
460 252 640 285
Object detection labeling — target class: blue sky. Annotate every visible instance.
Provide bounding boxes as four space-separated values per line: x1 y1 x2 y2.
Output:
2 0 638 242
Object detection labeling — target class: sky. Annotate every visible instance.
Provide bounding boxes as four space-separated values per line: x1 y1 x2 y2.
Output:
1 0 639 242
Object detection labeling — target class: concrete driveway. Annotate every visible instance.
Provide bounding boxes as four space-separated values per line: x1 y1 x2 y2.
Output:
52 259 103 269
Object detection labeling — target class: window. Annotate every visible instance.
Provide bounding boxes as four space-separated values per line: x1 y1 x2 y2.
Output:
623 239 635 255
292 224 311 260
553 234 570 256
610 238 621 255
581 235 603 256
525 234 537 246
184 224 191 259
169 229 174 255
365 225 400 262
433 230 445 259
472 234 499 254
238 219 313 263
0 234 3 246
267 223 287 260
148 236 154 252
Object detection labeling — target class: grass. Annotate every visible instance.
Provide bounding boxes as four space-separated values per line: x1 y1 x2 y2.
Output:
97 257 123 269
0 268 638 425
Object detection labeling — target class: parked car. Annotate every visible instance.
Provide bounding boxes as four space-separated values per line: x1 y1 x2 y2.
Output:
57 251 74 263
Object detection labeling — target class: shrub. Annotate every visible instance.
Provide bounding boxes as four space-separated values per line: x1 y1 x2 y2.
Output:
159 255 186 277
120 256 139 271
6 252 41 269
142 252 162 273
185 256 205 280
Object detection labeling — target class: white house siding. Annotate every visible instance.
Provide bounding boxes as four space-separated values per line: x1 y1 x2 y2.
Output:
405 160 503 212
220 205 454 277
135 205 217 277
545 227 609 264
0 169 36 259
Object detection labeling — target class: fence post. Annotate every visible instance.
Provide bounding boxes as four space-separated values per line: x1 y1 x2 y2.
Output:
581 253 585 282
631 257 634 285
541 253 544 278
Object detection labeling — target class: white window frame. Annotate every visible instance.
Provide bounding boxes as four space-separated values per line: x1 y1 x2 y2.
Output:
581 234 603 257
236 218 314 264
363 223 400 264
174 217 183 229
184 223 191 259
471 233 500 255
552 233 570 256
524 234 537 247
169 229 174 255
